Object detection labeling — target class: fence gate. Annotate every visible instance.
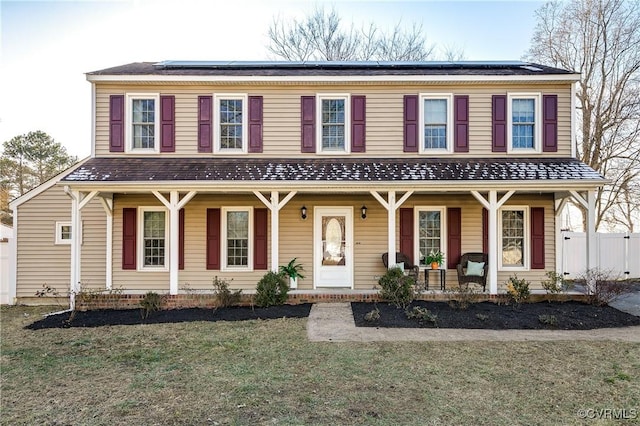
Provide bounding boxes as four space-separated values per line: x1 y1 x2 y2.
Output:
561 232 640 279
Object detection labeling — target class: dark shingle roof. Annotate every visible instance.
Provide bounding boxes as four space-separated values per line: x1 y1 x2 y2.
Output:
87 61 576 77
62 157 603 184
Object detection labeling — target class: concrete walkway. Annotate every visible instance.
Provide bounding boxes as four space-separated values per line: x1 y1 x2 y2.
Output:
306 302 640 342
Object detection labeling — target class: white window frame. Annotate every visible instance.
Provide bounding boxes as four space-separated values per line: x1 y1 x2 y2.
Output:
419 93 454 154
507 93 542 153
316 93 351 154
125 93 160 154
221 207 254 272
214 93 248 154
54 221 79 245
137 207 169 272
498 205 530 271
414 206 447 267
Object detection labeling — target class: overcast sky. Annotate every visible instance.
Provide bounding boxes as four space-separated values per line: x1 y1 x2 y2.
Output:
0 0 544 157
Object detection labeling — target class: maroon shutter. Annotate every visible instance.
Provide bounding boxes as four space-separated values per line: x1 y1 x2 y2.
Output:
530 207 545 269
447 208 462 270
109 95 125 152
160 95 175 152
254 208 268 270
206 208 221 270
399 208 414 264
454 95 469 152
301 96 316 153
198 96 213 153
122 208 137 270
543 95 558 152
351 95 366 152
179 208 185 270
482 208 489 254
248 96 263 153
492 95 507 152
403 95 419 152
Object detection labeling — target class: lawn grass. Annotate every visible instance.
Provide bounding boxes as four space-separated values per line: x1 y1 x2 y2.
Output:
2 305 639 425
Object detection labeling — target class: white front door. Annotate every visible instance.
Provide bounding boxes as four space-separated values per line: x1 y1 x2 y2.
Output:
313 207 353 288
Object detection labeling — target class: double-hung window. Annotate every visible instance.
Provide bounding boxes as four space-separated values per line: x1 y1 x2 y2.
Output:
126 94 159 153
215 94 247 153
138 207 168 270
415 207 446 266
420 94 453 153
317 94 350 153
55 222 72 245
222 207 253 270
499 206 529 270
508 93 541 152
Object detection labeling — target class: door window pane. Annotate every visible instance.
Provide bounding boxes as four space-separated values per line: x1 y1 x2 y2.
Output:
322 216 345 266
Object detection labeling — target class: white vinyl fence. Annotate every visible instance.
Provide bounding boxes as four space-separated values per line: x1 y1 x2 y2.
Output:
561 232 640 279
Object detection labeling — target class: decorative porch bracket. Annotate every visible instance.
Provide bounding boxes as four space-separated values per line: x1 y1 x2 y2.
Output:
253 191 297 273
64 188 99 309
568 190 598 291
370 190 414 267
471 190 515 295
152 191 197 295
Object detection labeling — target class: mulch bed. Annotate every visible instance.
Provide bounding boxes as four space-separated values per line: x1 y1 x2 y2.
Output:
26 304 312 330
352 301 640 330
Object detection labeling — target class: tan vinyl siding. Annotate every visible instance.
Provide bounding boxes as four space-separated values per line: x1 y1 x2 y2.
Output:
95 83 572 158
109 193 554 293
15 186 106 298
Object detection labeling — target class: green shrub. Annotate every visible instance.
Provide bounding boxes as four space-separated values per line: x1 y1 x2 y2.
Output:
378 267 416 309
505 275 530 308
212 276 242 307
475 313 489 322
364 307 380 322
140 291 165 319
446 285 479 310
538 314 558 327
404 306 437 324
541 271 573 301
255 271 289 307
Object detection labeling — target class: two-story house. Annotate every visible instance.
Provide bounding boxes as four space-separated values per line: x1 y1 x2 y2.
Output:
8 61 605 306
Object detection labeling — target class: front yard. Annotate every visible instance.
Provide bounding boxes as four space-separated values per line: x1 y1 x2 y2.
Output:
2 305 639 425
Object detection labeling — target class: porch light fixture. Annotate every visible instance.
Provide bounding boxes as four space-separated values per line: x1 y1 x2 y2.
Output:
361 205 367 220
300 206 307 220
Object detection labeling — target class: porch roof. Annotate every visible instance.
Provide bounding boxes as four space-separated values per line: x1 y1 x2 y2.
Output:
62 157 604 187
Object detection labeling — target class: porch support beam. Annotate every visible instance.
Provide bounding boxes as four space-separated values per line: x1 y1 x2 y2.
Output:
151 191 197 295
99 195 114 290
63 187 81 310
470 190 515 295
370 190 413 267
253 191 297 273
586 190 597 291
554 196 568 279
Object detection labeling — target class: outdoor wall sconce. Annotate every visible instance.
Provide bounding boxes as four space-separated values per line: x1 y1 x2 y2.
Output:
361 205 367 220
300 206 307 220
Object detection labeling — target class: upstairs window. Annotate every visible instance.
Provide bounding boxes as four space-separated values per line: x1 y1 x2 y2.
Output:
215 94 248 153
317 94 350 153
126 94 159 153
420 94 453 153
508 93 541 152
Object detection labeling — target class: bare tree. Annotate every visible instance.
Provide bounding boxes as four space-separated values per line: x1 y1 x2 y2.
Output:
267 6 435 61
527 0 640 231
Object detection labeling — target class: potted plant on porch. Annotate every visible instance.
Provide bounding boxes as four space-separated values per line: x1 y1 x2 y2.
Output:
279 258 305 289
426 250 445 270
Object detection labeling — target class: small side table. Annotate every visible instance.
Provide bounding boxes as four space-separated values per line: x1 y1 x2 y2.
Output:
424 268 446 290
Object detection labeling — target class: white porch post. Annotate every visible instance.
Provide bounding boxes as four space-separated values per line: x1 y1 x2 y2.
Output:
370 190 413 267
586 190 597 275
69 190 81 308
99 196 114 290
253 190 297 275
152 191 197 295
554 196 568 278
471 190 514 295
